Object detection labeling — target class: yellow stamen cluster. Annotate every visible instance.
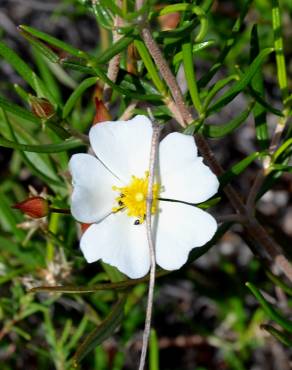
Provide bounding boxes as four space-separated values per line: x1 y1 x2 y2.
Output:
112 172 160 223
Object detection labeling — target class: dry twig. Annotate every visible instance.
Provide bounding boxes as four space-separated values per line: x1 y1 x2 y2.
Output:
138 121 162 370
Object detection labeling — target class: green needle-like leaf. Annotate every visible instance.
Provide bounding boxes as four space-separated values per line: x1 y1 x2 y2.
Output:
198 0 253 87
272 0 289 104
97 35 134 65
134 39 167 95
0 41 57 105
220 152 261 187
19 25 89 59
246 282 292 332
173 40 215 65
202 103 254 138
29 271 169 294
207 48 273 114
73 295 127 365
0 136 85 153
182 39 202 113
262 324 292 347
150 329 159 370
62 77 98 119
250 25 269 149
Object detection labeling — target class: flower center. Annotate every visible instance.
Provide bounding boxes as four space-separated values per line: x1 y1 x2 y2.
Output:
112 171 160 224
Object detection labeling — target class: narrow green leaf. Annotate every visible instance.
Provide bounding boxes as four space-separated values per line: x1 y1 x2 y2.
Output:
202 104 254 138
119 71 161 96
13 84 30 103
99 0 123 17
0 41 56 104
73 295 126 365
66 317 88 352
0 109 65 187
97 35 134 65
256 164 287 200
0 95 70 139
273 138 292 161
246 282 292 332
0 235 42 266
173 40 215 65
248 86 283 117
62 77 98 119
19 25 89 59
0 95 38 123
29 271 169 294
121 2 150 21
272 0 289 103
202 74 238 111
150 329 159 370
250 25 269 149
61 60 96 75
262 324 292 347
207 48 273 114
19 28 59 63
134 40 167 95
182 40 202 113
220 152 261 187
94 65 162 102
91 1 113 29
266 270 292 296
0 194 26 241
271 164 292 173
32 48 62 104
198 0 253 87
0 136 84 153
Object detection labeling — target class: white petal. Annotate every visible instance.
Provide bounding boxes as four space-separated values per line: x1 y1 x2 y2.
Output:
80 212 150 279
89 115 153 182
159 133 219 203
155 201 217 271
69 154 121 223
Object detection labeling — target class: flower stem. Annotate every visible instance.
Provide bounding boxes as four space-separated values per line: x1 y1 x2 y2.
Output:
138 122 162 370
49 207 71 215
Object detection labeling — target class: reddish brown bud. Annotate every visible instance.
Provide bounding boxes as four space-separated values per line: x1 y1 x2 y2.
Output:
127 44 138 75
156 5 180 31
12 196 49 218
29 95 55 119
93 83 104 101
93 98 112 125
80 223 92 233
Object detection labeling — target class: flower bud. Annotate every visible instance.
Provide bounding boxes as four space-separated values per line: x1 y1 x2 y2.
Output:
156 6 180 31
93 98 111 125
93 83 104 100
29 95 55 119
80 223 91 234
12 196 49 218
127 44 138 75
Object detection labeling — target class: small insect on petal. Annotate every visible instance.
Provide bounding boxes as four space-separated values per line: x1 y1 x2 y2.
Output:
12 196 49 218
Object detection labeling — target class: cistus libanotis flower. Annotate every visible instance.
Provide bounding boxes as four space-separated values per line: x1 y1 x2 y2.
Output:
69 115 219 279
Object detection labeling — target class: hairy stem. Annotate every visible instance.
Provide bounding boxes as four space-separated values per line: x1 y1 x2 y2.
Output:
137 9 292 282
103 0 123 103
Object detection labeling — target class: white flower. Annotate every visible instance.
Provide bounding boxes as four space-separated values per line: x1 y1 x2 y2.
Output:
69 115 219 279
